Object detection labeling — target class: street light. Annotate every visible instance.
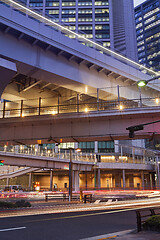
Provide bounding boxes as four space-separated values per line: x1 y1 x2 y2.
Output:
137 75 160 87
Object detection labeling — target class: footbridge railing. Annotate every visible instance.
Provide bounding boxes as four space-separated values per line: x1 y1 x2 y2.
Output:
1 96 160 119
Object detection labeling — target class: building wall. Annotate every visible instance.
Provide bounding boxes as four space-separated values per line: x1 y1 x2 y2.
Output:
110 0 138 60
135 0 160 71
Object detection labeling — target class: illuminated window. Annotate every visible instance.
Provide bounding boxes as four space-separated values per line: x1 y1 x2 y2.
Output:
137 40 144 46
62 9 76 14
62 2 76 6
136 22 143 29
78 9 92 14
95 1 109 6
78 25 92 30
144 7 159 19
145 20 160 30
138 46 145 52
48 10 59 14
95 17 109 22
103 42 110 47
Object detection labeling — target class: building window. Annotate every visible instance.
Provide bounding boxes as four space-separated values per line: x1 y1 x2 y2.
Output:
98 141 114 153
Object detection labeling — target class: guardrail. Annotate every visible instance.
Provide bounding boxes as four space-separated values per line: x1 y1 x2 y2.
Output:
136 208 160 232
45 192 80 202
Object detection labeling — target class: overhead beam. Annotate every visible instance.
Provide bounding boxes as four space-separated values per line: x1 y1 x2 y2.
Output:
79 59 85 65
4 26 10 33
45 45 51 51
68 55 75 61
22 80 43 92
40 83 52 90
18 33 24 40
88 64 95 70
107 71 113 77
98 68 105 73
32 39 38 46
57 50 64 56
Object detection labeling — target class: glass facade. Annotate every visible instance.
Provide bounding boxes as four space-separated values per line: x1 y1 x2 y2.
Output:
23 0 110 46
135 0 160 71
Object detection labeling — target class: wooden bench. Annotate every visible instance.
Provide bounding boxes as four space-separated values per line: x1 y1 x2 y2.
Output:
136 208 160 232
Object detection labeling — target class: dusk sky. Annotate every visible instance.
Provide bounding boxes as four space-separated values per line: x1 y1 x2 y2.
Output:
134 0 146 7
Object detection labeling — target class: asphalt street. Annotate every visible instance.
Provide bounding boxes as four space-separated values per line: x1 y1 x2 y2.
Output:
0 208 136 240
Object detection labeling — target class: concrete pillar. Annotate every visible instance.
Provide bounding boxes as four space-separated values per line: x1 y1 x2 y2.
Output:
156 156 160 189
94 141 98 153
85 172 88 190
50 170 53 191
98 168 101 189
72 171 75 189
114 140 119 153
115 173 121 188
29 172 32 191
151 173 156 190
74 171 79 192
141 171 144 190
150 173 153 190
55 144 59 153
122 169 126 189
6 178 9 186
129 175 134 189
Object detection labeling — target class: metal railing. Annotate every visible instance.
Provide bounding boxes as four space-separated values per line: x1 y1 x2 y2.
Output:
1 147 96 163
0 0 158 77
1 96 160 119
0 143 158 165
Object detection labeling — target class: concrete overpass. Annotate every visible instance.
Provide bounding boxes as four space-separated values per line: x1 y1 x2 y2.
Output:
0 106 160 144
0 0 159 110
0 143 157 190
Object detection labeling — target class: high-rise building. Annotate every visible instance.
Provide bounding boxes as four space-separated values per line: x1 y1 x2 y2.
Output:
135 0 160 71
20 0 137 61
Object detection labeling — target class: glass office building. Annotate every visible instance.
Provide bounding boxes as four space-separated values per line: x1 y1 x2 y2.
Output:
20 0 137 61
135 0 160 71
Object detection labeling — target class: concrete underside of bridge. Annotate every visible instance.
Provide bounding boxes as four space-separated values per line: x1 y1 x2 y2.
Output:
0 107 160 144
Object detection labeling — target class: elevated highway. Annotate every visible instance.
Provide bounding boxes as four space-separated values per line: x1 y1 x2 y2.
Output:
0 0 159 107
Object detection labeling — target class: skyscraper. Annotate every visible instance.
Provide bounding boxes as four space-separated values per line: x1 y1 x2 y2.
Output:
21 0 137 61
135 0 160 71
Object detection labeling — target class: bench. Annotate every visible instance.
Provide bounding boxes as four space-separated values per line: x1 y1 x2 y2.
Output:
136 208 160 232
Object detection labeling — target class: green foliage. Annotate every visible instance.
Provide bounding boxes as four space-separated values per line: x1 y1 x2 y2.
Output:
0 200 31 209
15 200 31 208
0 201 17 209
143 215 160 231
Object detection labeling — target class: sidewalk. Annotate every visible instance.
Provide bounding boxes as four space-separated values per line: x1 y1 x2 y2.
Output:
115 231 160 240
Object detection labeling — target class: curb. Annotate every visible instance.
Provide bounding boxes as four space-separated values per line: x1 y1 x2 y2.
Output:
80 229 136 240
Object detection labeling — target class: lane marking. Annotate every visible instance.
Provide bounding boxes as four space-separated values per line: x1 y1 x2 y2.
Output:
0 226 26 232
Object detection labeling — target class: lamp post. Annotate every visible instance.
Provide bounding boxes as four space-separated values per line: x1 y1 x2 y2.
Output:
69 148 73 202
69 147 81 202
137 75 160 87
